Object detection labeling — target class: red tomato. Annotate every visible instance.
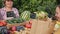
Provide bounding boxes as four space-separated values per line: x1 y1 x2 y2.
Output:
0 22 3 26
25 23 31 28
11 26 16 31
0 21 7 26
2 21 7 26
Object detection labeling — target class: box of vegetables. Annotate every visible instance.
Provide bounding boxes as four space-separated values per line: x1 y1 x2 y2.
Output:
6 18 25 24
6 18 25 29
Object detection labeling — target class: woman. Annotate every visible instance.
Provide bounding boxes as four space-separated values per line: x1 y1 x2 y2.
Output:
0 0 19 20
0 0 19 34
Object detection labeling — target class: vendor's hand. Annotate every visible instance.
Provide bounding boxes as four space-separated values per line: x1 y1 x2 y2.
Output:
6 17 14 20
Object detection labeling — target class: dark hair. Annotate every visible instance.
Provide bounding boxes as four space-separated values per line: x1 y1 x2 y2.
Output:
57 5 60 8
3 0 13 6
3 0 13 4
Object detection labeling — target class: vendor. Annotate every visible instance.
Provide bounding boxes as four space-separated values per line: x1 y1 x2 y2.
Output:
0 0 19 34
0 0 19 20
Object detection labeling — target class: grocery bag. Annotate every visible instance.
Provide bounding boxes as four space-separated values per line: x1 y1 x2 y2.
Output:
30 18 56 34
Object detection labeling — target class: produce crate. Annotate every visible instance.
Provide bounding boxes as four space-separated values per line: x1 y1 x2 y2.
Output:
30 18 56 34
6 18 56 34
6 23 25 29
9 28 30 34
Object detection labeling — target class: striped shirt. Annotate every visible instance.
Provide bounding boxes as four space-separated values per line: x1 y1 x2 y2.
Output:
0 7 19 20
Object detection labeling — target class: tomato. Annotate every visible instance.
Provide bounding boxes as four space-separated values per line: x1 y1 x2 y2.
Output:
2 21 7 26
0 20 7 26
11 26 16 31
0 22 3 26
25 23 32 28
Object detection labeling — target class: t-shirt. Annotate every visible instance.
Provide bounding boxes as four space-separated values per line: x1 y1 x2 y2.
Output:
0 7 19 20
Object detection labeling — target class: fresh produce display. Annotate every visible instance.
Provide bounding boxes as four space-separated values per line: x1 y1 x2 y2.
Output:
6 26 30 34
34 11 48 19
6 26 25 34
13 28 30 34
6 18 24 24
0 0 57 34
20 11 31 21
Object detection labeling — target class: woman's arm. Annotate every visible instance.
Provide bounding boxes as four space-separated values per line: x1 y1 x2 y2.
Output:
0 8 7 20
0 9 3 20
14 8 19 18
0 9 2 20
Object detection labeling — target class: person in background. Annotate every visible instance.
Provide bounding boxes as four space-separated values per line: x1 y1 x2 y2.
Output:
54 5 60 34
0 0 19 20
55 5 60 29
55 5 60 21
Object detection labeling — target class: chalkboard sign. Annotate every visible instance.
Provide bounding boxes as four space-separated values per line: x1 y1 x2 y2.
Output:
7 11 16 18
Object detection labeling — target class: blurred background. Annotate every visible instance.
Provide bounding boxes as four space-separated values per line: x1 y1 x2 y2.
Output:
0 0 59 17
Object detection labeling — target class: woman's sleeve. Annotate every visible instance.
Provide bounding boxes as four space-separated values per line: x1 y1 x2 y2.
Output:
0 9 3 20
0 8 7 20
14 8 19 18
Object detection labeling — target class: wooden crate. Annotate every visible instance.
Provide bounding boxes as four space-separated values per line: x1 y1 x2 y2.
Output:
6 23 25 29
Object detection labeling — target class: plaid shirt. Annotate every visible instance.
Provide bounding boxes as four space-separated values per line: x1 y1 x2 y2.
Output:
0 7 19 20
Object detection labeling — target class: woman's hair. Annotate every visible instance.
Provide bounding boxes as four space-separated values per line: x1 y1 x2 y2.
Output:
3 0 13 6
57 5 60 8
3 0 13 4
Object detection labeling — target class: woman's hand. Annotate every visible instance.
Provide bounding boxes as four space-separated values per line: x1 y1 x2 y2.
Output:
6 17 14 20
